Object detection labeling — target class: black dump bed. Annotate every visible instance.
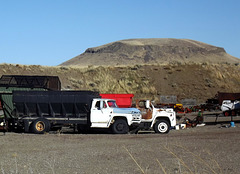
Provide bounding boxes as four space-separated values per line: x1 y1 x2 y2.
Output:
13 91 100 121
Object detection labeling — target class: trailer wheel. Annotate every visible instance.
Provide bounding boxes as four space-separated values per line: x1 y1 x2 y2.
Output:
154 120 170 134
112 119 129 134
31 118 50 134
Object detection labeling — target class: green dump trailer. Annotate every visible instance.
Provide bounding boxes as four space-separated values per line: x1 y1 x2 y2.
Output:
0 75 61 131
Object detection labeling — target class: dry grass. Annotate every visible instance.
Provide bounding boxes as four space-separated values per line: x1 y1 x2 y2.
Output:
0 63 239 103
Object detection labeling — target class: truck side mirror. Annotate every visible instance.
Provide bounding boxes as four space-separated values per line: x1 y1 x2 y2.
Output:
145 100 150 109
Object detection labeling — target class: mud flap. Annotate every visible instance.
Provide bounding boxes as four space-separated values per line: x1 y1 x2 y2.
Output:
23 119 30 133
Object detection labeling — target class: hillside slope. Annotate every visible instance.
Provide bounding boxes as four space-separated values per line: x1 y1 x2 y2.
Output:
0 63 239 104
61 38 240 66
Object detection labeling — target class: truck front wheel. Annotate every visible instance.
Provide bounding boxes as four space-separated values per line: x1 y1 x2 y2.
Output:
30 118 50 134
154 120 170 134
112 119 129 134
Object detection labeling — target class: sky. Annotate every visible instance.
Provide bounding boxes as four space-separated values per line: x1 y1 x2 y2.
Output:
0 0 239 66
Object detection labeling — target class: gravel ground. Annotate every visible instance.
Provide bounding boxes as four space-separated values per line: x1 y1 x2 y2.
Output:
0 123 239 174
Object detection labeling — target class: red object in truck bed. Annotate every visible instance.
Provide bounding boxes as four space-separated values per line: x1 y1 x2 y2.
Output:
100 94 134 108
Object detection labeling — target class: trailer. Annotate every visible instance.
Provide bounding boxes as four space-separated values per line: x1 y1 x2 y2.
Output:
0 75 61 126
217 92 240 105
3 90 141 134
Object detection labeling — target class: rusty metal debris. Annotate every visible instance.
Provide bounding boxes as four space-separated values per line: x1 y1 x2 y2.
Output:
182 115 204 128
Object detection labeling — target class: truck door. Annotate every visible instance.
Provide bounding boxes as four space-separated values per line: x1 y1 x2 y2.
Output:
90 100 111 127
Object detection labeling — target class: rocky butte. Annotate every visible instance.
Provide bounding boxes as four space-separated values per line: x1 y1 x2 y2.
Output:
60 38 240 66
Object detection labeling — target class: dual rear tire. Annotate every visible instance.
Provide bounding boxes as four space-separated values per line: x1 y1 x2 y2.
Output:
30 118 50 134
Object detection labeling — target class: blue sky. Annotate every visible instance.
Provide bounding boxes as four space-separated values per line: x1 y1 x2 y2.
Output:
0 0 239 66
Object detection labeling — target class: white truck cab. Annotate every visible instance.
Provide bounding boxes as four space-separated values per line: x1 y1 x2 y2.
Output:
137 100 176 133
90 99 141 134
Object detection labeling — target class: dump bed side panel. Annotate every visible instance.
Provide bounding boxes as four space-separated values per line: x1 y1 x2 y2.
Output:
13 91 100 124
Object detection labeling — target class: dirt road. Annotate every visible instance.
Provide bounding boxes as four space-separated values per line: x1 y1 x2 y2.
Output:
0 124 239 174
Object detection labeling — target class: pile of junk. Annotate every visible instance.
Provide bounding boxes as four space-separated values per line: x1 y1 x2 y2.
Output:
176 111 205 130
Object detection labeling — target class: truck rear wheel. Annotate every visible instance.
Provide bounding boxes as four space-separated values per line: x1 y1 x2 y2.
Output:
30 118 50 134
154 120 170 134
112 119 129 134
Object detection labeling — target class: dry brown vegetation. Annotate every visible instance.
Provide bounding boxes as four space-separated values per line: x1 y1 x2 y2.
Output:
0 62 240 104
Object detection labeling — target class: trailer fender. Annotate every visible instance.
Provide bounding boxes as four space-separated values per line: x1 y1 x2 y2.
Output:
23 119 30 133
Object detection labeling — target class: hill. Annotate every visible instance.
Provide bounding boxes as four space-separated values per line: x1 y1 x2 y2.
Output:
1 38 240 104
0 63 239 104
60 38 240 66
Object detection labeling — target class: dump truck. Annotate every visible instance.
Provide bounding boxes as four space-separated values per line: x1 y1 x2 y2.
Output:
136 100 176 133
1 90 141 134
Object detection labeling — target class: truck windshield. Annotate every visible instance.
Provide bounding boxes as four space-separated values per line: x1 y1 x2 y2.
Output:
107 101 118 108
